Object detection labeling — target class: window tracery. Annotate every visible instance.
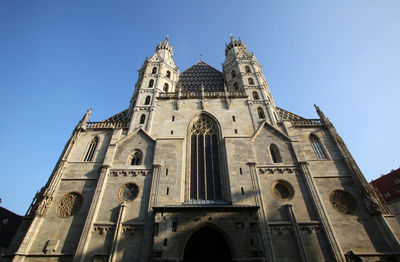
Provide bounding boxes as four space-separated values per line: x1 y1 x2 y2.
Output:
310 134 328 160
83 136 98 162
130 150 143 165
248 78 254 85
56 192 83 218
189 114 222 201
252 91 259 100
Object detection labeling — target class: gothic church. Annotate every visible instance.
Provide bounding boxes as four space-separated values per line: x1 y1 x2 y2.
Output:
5 36 400 262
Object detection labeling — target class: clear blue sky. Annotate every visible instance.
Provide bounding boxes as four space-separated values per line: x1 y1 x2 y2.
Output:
1 1 399 215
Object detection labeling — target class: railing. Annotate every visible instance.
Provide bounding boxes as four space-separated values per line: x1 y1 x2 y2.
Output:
291 119 322 128
86 122 128 129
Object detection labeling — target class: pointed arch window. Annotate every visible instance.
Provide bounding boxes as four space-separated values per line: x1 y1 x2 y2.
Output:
144 96 151 105
248 78 254 85
310 134 328 160
152 67 157 74
245 66 251 73
252 91 259 100
163 83 169 92
233 82 239 90
130 150 143 165
257 107 265 119
139 114 146 124
231 70 236 78
189 114 222 201
166 70 171 78
83 136 98 162
149 79 154 88
270 144 282 163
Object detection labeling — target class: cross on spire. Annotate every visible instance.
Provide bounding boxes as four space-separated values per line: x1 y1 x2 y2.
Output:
199 54 203 61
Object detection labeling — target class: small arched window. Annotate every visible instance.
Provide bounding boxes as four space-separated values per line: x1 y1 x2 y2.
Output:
83 136 98 162
163 83 169 92
248 78 254 85
130 150 142 165
233 82 239 90
310 134 328 160
149 79 154 88
245 66 251 73
257 107 265 119
152 67 157 74
166 70 171 78
144 96 151 105
270 144 282 163
139 114 146 124
252 91 259 100
231 70 236 78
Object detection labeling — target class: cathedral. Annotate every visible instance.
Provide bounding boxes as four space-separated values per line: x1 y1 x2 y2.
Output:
4 36 400 262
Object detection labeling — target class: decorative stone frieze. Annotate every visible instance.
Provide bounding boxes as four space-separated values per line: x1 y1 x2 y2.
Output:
110 169 150 177
258 166 298 175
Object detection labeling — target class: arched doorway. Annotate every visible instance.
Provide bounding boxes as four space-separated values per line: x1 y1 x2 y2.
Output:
184 226 232 262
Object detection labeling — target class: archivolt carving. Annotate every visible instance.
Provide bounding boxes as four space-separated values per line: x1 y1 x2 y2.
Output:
329 190 356 215
56 192 83 218
190 115 218 135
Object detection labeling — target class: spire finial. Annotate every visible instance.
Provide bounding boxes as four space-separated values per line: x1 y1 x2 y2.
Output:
230 34 234 42
199 54 203 61
165 35 169 43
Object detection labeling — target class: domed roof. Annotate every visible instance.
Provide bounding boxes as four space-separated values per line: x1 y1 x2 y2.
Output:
178 61 225 92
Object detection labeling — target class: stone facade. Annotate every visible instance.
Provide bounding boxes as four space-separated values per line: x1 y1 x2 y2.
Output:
3 36 400 262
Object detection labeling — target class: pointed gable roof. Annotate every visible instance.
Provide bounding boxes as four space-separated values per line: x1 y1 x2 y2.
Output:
178 61 225 92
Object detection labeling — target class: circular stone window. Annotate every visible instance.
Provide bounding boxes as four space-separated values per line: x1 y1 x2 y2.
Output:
272 180 294 200
329 190 356 215
119 183 139 202
56 192 83 218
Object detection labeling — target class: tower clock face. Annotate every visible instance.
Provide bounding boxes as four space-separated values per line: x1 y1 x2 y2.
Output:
119 183 139 201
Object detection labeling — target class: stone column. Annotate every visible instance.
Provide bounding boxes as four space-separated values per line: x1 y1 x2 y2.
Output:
73 164 110 262
247 162 275 262
285 203 308 262
108 202 127 262
299 161 345 262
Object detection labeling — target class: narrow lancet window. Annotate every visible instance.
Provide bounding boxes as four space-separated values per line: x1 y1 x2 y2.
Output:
245 66 251 73
149 79 154 88
139 114 146 124
130 150 142 165
310 134 328 160
144 96 151 105
166 70 171 78
257 107 265 119
152 67 157 74
270 144 282 163
253 91 259 100
231 70 236 78
83 136 98 162
163 83 169 92
248 78 254 85
189 114 222 201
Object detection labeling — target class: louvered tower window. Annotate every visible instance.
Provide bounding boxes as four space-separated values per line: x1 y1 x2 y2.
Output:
189 114 222 200
83 136 98 161
310 134 328 159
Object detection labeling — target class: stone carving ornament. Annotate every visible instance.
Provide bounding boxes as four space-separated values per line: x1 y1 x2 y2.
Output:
56 192 83 218
329 190 356 215
119 183 139 202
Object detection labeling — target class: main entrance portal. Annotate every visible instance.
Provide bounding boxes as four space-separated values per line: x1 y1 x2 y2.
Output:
183 226 232 262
